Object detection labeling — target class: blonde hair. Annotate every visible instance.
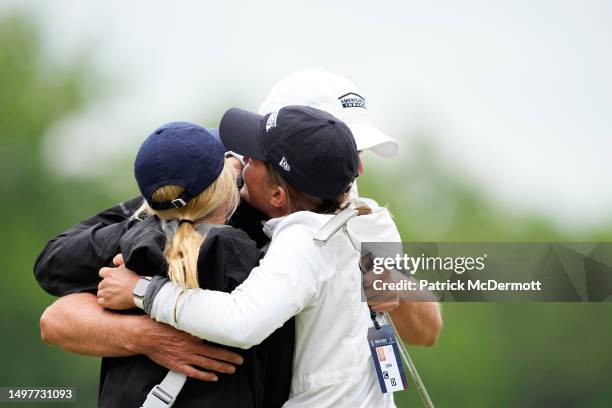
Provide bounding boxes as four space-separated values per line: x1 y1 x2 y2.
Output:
134 163 239 289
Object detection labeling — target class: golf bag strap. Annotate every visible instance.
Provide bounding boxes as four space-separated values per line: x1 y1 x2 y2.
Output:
141 370 187 408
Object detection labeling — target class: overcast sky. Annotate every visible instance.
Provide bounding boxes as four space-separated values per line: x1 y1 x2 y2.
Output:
4 0 612 230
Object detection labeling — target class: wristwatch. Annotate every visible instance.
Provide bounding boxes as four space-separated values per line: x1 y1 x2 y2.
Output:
133 276 152 310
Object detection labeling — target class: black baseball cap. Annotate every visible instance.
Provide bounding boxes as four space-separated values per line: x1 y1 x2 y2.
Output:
219 105 359 199
134 122 225 210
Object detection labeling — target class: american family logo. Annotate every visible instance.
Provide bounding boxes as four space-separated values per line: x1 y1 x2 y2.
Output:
338 92 366 109
372 253 487 275
266 111 278 131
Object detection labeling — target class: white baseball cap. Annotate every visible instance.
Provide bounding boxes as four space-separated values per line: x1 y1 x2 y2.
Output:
259 68 399 157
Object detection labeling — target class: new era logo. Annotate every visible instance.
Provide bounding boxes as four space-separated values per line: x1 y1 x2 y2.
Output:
338 92 366 109
279 156 290 172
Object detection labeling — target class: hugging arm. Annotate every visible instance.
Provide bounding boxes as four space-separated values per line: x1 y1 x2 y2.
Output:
149 226 325 349
389 301 442 347
40 292 140 357
40 293 240 381
34 197 142 295
35 198 242 380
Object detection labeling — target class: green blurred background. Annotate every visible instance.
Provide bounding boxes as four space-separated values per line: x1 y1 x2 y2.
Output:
1 8 611 408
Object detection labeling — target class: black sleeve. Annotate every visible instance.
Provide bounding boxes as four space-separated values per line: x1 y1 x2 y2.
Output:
119 215 168 277
228 200 270 249
196 227 261 293
69 197 143 229
33 197 143 296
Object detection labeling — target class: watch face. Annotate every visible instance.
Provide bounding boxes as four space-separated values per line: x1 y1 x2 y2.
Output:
134 296 145 310
133 278 150 298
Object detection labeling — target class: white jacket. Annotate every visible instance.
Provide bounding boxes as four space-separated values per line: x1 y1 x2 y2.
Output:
151 204 399 408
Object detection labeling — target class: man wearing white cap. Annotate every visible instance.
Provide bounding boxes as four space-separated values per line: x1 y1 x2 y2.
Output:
254 68 442 346
259 68 399 158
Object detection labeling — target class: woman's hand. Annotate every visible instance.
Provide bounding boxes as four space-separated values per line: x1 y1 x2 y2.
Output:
225 156 244 178
97 261 141 310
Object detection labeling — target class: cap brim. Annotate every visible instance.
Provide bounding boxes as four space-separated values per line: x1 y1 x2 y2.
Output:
219 108 267 160
347 123 399 157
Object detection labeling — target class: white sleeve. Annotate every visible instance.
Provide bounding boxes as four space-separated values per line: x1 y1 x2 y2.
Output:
150 224 334 349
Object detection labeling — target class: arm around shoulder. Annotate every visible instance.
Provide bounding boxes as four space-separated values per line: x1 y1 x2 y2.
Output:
150 223 329 349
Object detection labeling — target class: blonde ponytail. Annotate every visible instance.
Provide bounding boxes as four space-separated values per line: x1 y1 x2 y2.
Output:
136 162 240 289
165 222 203 288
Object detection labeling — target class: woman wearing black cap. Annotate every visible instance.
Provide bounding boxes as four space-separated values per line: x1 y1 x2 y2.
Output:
99 106 398 407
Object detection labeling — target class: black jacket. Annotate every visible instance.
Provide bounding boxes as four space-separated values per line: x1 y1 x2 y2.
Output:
34 198 294 408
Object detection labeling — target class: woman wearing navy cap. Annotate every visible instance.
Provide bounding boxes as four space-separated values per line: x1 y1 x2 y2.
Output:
89 121 286 407
99 106 398 407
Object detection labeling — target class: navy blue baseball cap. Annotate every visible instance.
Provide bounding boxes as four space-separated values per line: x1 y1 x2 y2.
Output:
134 122 225 210
219 105 358 199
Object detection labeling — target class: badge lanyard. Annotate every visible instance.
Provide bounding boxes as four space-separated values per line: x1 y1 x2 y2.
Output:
373 309 436 408
367 308 409 393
